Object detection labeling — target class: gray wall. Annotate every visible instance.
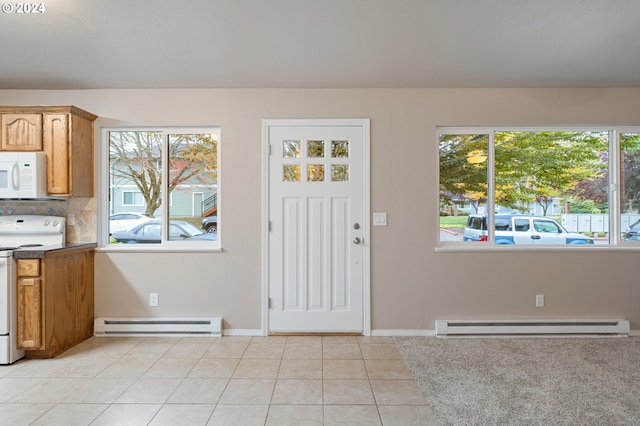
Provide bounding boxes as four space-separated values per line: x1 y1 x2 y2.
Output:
2 88 640 333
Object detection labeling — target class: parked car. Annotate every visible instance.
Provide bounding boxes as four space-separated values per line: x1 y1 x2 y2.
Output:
624 219 640 240
202 215 217 233
111 220 216 243
109 212 155 234
464 214 594 245
463 214 489 241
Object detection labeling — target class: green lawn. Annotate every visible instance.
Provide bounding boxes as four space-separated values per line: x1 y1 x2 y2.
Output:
439 216 468 228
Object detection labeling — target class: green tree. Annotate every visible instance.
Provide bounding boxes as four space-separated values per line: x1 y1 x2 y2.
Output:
570 133 640 213
439 134 488 212
495 131 607 215
620 134 640 213
110 131 217 216
439 131 608 215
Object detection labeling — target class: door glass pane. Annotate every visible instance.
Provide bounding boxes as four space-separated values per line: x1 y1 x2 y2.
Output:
167 133 218 243
284 164 300 182
621 133 640 242
308 140 325 158
439 134 488 243
331 140 349 158
108 130 163 242
308 165 325 182
283 140 301 158
331 164 349 181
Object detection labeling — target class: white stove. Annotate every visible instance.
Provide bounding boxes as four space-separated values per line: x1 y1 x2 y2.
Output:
0 215 66 364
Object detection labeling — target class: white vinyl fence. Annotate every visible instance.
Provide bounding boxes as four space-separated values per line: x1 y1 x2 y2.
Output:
561 214 640 234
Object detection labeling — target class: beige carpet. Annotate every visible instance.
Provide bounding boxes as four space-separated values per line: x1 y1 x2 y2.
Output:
394 336 640 426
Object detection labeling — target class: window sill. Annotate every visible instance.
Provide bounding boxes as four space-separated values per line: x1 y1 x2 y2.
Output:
435 244 640 253
97 245 222 254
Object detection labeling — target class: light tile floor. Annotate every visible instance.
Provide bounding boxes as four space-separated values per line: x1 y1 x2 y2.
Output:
0 335 440 425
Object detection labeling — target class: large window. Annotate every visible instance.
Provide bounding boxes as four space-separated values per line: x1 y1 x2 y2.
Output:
104 127 220 249
438 128 640 248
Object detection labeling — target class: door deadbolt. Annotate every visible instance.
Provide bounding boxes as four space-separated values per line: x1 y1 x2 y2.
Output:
353 223 360 230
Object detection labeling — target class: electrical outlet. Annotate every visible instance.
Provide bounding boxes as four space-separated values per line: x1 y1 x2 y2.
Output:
68 213 76 226
149 292 159 307
535 294 544 307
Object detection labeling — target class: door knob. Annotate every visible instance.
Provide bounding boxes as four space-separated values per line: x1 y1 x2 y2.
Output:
353 237 361 244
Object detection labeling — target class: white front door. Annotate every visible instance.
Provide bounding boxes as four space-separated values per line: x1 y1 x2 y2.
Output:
264 119 370 334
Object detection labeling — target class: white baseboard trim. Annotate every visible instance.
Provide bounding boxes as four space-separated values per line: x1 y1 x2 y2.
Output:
221 329 438 337
223 329 263 337
93 317 222 337
372 329 640 338
435 319 630 337
93 327 637 338
371 329 436 337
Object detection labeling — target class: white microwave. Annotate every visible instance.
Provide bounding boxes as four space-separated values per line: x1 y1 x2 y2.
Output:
0 152 47 199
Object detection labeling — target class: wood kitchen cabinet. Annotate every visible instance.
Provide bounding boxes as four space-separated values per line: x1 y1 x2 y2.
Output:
0 113 43 151
16 245 95 358
43 108 96 196
0 106 97 196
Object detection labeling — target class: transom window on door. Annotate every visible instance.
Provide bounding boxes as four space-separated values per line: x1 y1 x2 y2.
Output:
282 139 350 183
103 127 220 249
438 127 640 248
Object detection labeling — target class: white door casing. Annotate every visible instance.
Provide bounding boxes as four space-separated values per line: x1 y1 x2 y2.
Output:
262 119 370 334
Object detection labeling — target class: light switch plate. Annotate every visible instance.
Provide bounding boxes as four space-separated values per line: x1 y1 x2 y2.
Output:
373 212 387 226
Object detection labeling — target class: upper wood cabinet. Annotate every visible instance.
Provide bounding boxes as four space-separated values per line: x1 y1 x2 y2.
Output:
43 110 96 196
0 106 97 197
0 113 43 150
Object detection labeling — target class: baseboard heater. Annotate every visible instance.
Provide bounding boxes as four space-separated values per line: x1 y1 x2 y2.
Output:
435 319 630 337
94 317 222 337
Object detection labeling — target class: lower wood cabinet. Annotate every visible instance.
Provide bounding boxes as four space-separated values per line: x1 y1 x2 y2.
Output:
16 245 95 358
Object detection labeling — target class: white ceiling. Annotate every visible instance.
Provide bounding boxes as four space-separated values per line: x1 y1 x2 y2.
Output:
2 0 640 90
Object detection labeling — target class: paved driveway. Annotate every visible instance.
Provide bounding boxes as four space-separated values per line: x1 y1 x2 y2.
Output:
440 228 463 242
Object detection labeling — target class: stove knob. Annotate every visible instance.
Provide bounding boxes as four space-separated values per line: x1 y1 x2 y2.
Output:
53 220 59 227
44 219 50 226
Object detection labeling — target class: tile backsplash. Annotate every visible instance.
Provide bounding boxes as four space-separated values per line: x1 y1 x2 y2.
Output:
0 198 97 244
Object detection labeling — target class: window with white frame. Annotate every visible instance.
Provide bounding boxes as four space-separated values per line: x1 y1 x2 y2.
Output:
104 127 220 248
122 190 145 206
438 128 640 247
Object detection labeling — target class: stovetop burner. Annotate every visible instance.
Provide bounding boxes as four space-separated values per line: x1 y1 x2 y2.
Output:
18 244 43 248
0 247 18 251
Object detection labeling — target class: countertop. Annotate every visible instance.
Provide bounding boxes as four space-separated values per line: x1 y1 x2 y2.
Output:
13 243 97 259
